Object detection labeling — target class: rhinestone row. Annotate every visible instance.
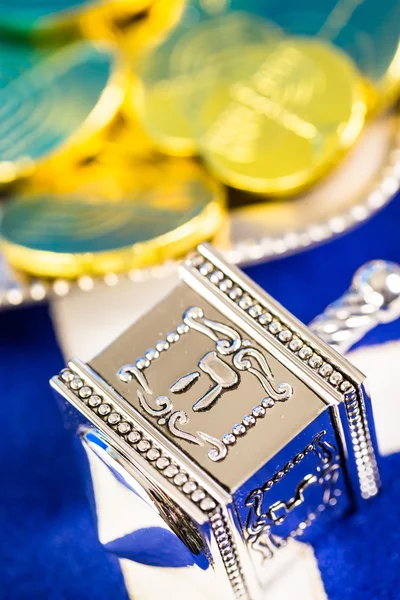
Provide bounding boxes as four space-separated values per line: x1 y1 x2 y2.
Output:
188 254 354 395
210 510 249 600
59 368 217 513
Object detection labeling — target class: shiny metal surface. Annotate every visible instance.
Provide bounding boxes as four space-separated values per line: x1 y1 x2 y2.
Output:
310 259 400 352
226 114 399 265
197 37 366 196
80 427 227 600
90 283 327 487
51 244 381 600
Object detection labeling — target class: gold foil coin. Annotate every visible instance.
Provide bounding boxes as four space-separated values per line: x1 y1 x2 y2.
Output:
197 38 367 195
81 0 186 55
0 40 126 186
1 158 226 278
0 0 183 48
135 11 283 155
248 0 400 112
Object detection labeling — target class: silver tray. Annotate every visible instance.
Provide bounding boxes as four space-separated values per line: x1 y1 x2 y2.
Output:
1 113 398 310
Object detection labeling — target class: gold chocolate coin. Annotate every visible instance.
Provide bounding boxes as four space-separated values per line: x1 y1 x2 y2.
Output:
251 0 400 111
226 112 398 262
0 158 226 278
30 83 158 193
197 38 367 195
0 40 126 186
81 0 186 55
135 11 283 155
0 0 102 38
0 0 182 47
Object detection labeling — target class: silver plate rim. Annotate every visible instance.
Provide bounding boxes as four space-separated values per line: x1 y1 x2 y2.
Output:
1 115 399 309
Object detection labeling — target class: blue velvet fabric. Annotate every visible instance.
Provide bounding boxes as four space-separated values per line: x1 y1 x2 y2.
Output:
1 194 400 599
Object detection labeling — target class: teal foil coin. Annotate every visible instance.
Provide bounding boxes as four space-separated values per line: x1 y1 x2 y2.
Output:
1 190 213 255
230 0 400 89
0 40 115 182
0 168 225 276
170 0 400 93
0 1 94 36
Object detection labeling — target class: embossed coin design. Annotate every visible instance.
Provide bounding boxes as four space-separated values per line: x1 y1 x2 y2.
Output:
0 40 125 185
135 11 283 155
198 38 367 195
254 0 400 110
0 159 226 278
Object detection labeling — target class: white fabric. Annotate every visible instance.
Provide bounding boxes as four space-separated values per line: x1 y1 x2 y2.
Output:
51 272 179 362
119 543 327 600
83 431 327 600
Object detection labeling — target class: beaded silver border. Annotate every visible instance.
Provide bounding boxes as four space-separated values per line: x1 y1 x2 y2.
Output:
185 248 380 500
190 253 353 394
55 364 250 600
210 509 249 599
59 365 219 513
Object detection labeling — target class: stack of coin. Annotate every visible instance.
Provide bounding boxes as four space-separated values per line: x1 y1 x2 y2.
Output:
1 157 226 277
0 38 127 185
246 0 400 110
134 1 400 195
0 0 399 284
